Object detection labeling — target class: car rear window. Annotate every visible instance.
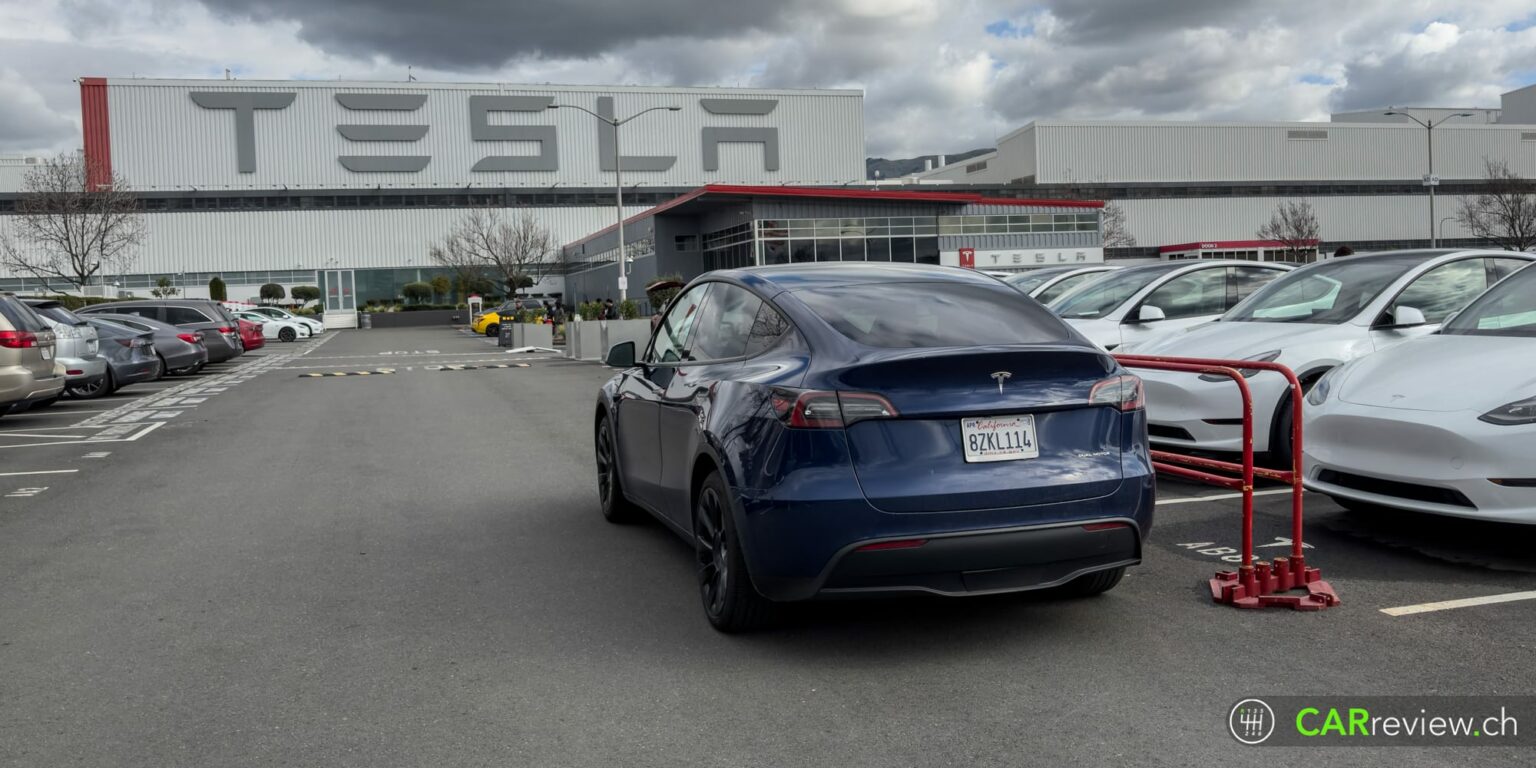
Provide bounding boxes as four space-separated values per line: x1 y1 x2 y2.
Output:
0 297 48 332
793 281 1072 348
32 304 87 326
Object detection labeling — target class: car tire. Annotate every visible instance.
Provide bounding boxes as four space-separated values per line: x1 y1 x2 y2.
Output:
278 327 297 342
66 372 110 399
695 470 776 633
1265 377 1320 470
485 324 499 338
154 353 168 381
595 417 645 525
1058 566 1126 597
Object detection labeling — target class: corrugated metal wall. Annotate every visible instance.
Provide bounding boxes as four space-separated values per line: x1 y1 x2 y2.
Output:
105 79 865 190
0 205 650 279
1033 122 1536 183
996 125 1036 183
1116 195 1474 245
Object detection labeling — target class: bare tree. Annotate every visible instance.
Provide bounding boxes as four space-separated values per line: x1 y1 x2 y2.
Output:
1256 200 1320 261
1101 202 1136 248
1456 159 1536 252
428 208 558 296
0 152 145 292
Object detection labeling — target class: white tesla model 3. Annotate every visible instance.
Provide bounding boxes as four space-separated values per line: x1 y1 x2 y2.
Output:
1047 259 1289 351
1303 263 1536 522
1129 249 1534 460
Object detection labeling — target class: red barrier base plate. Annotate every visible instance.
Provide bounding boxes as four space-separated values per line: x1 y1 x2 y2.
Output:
1209 557 1341 611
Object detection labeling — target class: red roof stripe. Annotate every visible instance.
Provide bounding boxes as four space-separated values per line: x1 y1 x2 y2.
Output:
566 184 1104 251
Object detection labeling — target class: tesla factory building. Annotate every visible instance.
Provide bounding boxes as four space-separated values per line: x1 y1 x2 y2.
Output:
0 78 865 326
914 83 1536 261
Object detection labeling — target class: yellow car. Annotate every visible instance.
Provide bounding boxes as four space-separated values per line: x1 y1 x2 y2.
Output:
470 309 505 336
471 299 547 336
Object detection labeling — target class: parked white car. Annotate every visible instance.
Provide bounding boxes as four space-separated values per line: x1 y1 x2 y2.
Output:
1303 263 1536 522
1048 259 1290 350
233 311 312 342
1004 265 1119 305
242 306 324 334
1131 249 1535 460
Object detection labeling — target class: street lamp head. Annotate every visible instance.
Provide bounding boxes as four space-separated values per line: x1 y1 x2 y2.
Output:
666 106 682 111
546 104 561 110
1383 111 1401 116
1453 112 1474 118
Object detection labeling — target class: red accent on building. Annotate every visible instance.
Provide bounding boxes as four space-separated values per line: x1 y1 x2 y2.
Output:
79 77 112 191
566 184 1105 251
1159 239 1319 254
958 247 976 269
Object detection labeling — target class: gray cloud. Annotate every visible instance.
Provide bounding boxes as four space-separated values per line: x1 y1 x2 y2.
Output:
192 0 814 71
1046 0 1270 44
0 68 79 154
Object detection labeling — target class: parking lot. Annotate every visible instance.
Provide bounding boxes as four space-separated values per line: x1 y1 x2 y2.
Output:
3 325 1534 767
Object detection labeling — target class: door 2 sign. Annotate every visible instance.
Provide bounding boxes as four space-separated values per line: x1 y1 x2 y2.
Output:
190 93 783 174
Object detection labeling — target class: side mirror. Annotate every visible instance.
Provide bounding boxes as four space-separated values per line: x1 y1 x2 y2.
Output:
1384 305 1427 328
605 341 637 368
1131 305 1166 323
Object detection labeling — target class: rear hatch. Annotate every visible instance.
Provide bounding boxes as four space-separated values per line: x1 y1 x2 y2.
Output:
834 346 1127 512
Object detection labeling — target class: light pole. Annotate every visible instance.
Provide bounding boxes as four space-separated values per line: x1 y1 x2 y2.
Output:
548 102 681 303
1439 216 1457 245
1385 111 1473 247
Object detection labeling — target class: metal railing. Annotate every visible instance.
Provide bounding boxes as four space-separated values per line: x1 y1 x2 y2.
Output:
1115 354 1340 611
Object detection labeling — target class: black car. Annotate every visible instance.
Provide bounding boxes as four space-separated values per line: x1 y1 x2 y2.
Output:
79 299 243 363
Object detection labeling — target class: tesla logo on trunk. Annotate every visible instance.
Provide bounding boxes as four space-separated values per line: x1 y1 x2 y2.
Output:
990 371 1012 393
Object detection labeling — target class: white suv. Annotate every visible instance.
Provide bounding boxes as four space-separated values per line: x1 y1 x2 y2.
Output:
242 306 324 335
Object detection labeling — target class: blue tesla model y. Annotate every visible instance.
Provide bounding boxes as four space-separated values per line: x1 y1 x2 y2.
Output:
595 264 1155 631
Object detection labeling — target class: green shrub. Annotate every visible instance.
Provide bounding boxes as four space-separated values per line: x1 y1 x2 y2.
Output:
618 299 639 320
209 276 227 301
647 274 684 311
291 285 321 304
402 281 433 304
259 283 285 303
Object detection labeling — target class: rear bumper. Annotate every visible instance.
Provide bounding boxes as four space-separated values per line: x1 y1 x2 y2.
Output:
0 369 65 411
744 478 1155 602
56 356 108 383
816 521 1140 598
111 358 161 386
1142 369 1288 453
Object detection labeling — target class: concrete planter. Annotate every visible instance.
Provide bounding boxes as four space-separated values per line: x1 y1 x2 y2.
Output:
599 319 654 363
567 321 606 360
512 322 554 349
365 309 462 328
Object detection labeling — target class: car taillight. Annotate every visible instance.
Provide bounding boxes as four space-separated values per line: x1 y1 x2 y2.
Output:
176 333 199 344
115 338 133 347
771 388 899 429
1089 374 1144 411
0 330 38 348
219 326 237 335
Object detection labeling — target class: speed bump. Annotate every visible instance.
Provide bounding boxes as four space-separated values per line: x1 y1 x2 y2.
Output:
431 363 531 371
299 370 396 378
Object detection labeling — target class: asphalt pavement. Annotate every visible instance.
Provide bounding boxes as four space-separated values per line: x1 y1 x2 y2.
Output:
2 327 1534 767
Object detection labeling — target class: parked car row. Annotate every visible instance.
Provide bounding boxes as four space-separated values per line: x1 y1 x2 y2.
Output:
1013 249 1534 524
1 297 325 416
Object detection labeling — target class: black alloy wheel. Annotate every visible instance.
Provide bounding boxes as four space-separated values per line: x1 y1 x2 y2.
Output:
278 327 297 342
595 418 643 524
693 470 774 632
485 324 500 338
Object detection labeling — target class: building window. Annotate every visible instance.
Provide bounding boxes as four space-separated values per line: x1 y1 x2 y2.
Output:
674 234 699 252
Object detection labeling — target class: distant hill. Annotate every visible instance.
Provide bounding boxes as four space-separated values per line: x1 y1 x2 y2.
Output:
865 148 994 180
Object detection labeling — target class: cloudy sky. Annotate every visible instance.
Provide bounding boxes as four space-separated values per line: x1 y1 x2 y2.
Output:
3 0 1535 158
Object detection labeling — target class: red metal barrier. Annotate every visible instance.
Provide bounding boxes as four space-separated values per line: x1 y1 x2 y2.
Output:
1114 354 1340 611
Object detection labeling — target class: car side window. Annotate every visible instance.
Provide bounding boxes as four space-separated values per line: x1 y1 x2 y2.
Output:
1390 259 1488 324
1227 266 1281 309
1034 272 1095 305
164 307 210 325
648 284 711 364
743 302 792 357
687 285 765 361
1140 268 1229 320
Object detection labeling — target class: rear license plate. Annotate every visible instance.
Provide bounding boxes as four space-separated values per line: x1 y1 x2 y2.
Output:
961 415 1038 463
40 346 52 360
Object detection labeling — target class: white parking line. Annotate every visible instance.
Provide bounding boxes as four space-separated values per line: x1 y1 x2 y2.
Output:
0 469 79 477
1156 488 1294 506
1381 590 1536 617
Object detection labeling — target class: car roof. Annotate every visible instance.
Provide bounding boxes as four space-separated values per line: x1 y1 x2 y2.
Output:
21 299 65 309
727 263 1009 295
